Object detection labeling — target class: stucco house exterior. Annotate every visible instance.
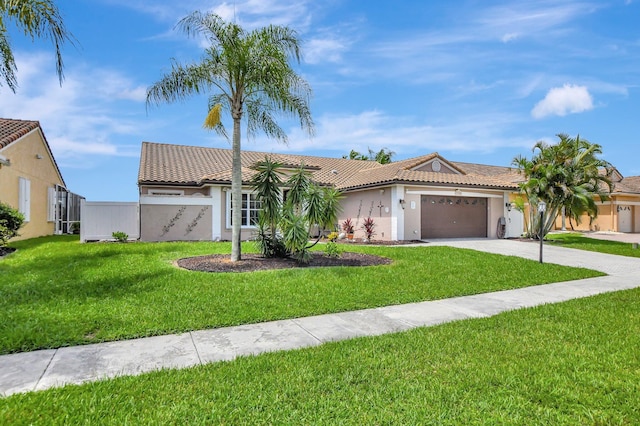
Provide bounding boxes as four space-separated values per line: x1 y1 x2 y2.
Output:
138 141 532 242
0 118 82 240
553 169 640 233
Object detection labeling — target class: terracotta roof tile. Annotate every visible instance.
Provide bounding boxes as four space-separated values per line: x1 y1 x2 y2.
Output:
0 118 40 149
139 142 524 191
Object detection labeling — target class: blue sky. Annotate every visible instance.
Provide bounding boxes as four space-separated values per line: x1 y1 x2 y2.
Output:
2 0 639 201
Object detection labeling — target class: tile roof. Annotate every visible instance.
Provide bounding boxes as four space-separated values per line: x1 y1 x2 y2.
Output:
613 176 640 194
0 118 66 187
0 118 41 149
139 142 523 191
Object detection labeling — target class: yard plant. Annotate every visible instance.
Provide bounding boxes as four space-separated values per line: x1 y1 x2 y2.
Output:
146 11 313 262
0 235 600 354
0 202 24 246
2 287 638 424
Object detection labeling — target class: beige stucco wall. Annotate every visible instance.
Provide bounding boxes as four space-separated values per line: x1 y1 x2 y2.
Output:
140 204 212 241
339 188 393 240
0 130 64 240
552 195 640 233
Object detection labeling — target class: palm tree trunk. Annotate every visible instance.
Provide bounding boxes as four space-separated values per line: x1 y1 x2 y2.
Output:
231 116 242 262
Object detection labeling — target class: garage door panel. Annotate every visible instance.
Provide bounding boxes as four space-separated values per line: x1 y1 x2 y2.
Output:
421 196 487 238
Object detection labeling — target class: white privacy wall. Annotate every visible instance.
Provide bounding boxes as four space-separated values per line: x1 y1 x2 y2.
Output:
80 201 139 242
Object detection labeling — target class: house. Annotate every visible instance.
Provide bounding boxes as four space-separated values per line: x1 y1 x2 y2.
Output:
138 141 530 242
0 118 82 240
553 169 640 233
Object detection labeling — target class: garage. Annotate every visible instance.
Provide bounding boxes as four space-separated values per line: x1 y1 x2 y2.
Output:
420 195 488 238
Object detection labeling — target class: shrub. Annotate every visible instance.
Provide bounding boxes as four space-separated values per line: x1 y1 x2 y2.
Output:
324 241 342 258
362 217 375 240
341 218 354 234
112 231 128 242
70 222 80 234
0 202 25 246
327 231 339 242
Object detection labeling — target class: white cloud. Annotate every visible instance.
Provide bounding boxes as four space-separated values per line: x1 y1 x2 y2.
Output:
531 84 594 118
251 110 531 158
501 33 519 43
0 52 149 161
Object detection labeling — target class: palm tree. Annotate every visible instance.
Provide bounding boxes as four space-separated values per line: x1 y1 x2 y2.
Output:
513 134 613 238
146 11 314 261
1 0 75 92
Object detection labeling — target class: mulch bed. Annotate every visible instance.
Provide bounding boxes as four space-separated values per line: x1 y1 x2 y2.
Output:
177 252 393 273
0 247 16 258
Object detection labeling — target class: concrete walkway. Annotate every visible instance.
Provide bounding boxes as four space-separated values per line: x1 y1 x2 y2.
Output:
2 239 640 397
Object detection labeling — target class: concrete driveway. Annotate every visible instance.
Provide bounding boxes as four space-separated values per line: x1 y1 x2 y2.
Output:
580 231 640 244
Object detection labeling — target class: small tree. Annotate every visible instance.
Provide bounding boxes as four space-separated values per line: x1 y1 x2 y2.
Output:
0 202 25 246
250 161 342 263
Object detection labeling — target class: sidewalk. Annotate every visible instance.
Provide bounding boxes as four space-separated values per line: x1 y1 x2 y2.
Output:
2 239 640 397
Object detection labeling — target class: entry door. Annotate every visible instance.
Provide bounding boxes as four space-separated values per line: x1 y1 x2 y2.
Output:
421 195 488 238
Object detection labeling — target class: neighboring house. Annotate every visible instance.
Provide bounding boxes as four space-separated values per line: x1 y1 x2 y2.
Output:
0 118 82 240
138 141 528 242
554 169 640 233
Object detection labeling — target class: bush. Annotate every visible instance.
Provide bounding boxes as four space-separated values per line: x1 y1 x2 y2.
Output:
70 222 80 234
0 202 25 246
112 231 128 242
362 217 375 240
324 241 342 258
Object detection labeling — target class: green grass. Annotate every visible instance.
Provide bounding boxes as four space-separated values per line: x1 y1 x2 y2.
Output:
2 288 638 424
547 232 640 258
0 235 602 354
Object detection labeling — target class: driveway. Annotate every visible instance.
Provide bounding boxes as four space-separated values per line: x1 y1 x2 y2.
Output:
580 231 640 244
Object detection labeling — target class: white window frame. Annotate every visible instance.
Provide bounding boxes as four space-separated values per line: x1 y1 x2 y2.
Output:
225 190 261 229
19 177 31 222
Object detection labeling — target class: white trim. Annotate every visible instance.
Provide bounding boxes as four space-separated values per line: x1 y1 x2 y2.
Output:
140 195 212 205
210 186 222 240
406 189 506 198
391 185 404 240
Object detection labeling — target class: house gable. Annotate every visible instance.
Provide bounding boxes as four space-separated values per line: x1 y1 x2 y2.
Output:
408 154 463 175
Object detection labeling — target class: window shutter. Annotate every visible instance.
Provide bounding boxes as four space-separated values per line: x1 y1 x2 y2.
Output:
19 177 31 222
48 186 57 222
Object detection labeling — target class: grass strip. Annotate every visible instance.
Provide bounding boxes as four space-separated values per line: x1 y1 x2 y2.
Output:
2 288 638 424
547 232 640 258
0 235 601 354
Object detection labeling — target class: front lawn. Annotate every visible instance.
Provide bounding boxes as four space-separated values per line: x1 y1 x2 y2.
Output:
0 235 601 354
547 232 640 258
2 288 638 424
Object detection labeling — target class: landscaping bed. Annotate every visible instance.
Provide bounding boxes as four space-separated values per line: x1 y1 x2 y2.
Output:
177 252 392 273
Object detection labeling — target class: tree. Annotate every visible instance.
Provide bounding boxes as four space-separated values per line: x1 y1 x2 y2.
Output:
513 134 613 239
146 12 314 261
1 0 75 92
342 147 394 164
251 159 343 263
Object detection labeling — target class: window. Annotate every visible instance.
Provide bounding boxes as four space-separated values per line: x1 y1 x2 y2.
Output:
19 177 30 222
148 189 184 196
226 192 261 228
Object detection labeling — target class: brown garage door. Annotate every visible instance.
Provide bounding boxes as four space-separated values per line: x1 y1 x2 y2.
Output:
421 195 487 238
